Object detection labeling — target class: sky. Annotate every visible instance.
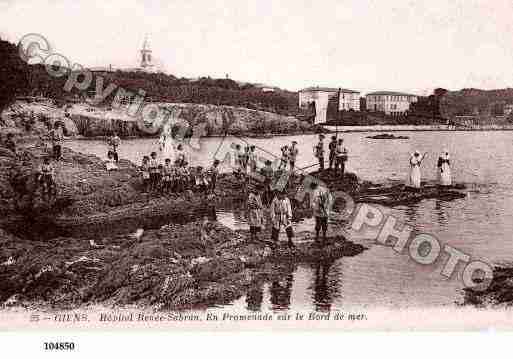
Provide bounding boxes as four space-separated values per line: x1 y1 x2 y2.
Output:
1 0 513 95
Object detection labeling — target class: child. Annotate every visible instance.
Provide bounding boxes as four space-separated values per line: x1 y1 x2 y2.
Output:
247 185 264 241
105 151 118 171
248 145 258 173
195 166 209 193
108 132 121 163
187 164 196 190
270 191 295 248
157 164 164 192
162 158 173 194
288 141 298 172
233 144 243 172
242 145 250 173
38 157 55 197
177 163 189 192
314 134 325 171
149 152 159 192
207 159 220 193
141 156 151 193
51 122 64 160
260 160 274 205
175 144 187 167
278 145 289 171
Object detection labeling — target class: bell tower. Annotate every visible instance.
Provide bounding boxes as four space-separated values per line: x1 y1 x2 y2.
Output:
140 35 154 72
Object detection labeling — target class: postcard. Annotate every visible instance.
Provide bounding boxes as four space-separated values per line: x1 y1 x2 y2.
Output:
1 1 512 344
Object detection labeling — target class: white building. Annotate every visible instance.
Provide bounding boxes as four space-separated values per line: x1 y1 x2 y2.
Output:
366 91 418 115
299 87 360 111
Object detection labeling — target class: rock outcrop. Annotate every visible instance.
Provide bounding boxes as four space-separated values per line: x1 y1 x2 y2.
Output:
2 99 314 139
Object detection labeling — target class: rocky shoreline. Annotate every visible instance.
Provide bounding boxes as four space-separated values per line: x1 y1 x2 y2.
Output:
2 99 322 139
0 119 470 310
0 136 368 310
463 267 513 307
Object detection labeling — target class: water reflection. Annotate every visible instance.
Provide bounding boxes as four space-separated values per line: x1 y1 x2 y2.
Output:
404 204 419 225
65 133 513 309
246 281 264 312
310 260 342 312
268 263 296 311
434 199 449 226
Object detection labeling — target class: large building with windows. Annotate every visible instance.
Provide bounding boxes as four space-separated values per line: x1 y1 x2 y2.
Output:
365 91 418 115
299 87 360 111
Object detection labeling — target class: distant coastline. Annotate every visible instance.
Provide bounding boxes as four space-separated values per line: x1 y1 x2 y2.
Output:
322 124 513 133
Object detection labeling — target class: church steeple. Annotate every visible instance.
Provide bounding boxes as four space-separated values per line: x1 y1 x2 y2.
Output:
140 35 154 72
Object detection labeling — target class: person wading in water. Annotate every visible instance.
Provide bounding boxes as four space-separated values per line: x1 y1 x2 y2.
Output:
270 191 295 249
247 184 265 242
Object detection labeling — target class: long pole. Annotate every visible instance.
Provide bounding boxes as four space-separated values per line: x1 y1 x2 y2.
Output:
336 88 341 139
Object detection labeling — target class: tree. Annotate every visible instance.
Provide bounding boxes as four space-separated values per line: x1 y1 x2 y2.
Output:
0 38 29 113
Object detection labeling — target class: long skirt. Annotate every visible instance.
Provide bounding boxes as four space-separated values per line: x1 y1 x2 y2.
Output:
409 166 421 188
440 163 452 186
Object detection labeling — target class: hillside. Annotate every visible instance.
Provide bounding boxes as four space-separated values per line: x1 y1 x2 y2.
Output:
0 37 301 118
440 88 513 120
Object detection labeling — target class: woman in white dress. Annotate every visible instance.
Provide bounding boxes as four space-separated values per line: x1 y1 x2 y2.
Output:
409 150 426 189
437 150 452 186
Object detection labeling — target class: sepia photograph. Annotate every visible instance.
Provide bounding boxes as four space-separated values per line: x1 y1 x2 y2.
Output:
1 1 513 354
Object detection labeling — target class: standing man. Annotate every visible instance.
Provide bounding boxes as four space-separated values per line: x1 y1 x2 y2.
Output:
314 134 325 171
335 138 348 178
51 122 64 160
310 182 331 246
207 159 220 193
270 191 295 248
260 160 274 205
328 135 337 170
288 141 299 172
108 131 121 163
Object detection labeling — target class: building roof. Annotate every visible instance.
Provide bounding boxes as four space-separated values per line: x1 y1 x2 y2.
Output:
89 66 115 72
299 86 360 94
366 91 418 97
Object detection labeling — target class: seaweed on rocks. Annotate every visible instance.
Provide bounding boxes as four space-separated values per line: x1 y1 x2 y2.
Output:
463 266 513 307
0 218 366 310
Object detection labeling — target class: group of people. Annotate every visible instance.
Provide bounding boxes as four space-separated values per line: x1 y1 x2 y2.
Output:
232 140 300 175
408 150 452 188
34 122 66 199
246 180 333 249
314 134 348 176
139 151 220 195
102 131 222 196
